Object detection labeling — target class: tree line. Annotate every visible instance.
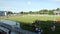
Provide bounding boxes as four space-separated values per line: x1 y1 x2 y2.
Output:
20 8 60 15
7 8 60 15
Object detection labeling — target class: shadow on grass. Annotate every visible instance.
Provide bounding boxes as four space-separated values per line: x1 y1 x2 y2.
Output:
17 20 60 34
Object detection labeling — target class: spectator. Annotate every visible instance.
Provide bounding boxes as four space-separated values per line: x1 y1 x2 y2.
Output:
35 27 43 34
35 27 39 34
38 27 43 34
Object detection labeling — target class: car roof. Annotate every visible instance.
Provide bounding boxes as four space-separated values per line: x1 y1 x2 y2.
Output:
0 20 18 26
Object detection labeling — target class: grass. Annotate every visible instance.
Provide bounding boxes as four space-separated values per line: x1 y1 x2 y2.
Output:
1 15 60 22
0 15 60 34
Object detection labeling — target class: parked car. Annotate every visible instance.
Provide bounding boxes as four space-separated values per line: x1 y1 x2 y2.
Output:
0 20 20 34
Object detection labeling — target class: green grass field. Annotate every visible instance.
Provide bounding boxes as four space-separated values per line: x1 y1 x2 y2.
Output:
0 15 60 34
1 15 60 23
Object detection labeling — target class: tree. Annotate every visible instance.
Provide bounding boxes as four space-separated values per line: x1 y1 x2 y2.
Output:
29 11 32 14
23 12 28 14
43 9 48 12
20 11 24 14
48 10 54 15
39 9 48 14
56 8 60 11
39 9 48 12
7 11 13 14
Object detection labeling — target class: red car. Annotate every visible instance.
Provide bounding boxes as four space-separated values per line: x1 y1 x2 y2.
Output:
56 20 60 22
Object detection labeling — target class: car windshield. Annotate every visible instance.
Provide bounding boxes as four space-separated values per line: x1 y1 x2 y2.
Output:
0 26 9 34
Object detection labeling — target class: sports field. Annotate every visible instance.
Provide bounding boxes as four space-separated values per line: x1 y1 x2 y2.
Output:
1 15 60 23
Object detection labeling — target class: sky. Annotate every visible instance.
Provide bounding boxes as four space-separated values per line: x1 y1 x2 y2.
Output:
0 0 60 12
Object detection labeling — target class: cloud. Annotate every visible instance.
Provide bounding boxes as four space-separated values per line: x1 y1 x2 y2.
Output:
4 7 11 11
0 6 12 11
27 1 31 5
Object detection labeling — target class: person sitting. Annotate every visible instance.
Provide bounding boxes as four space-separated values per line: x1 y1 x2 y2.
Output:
38 27 43 34
35 27 39 33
